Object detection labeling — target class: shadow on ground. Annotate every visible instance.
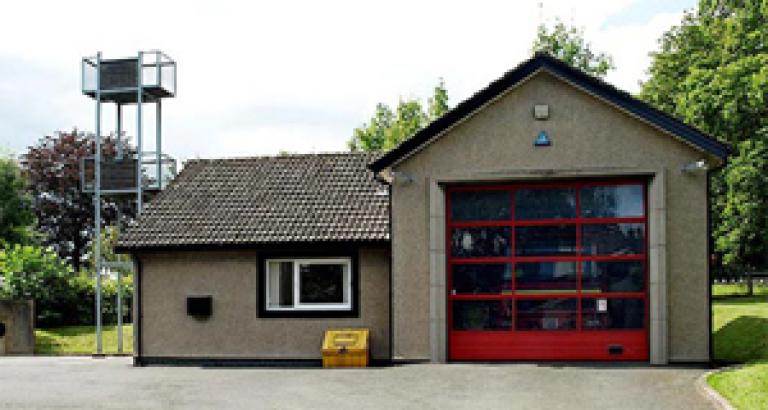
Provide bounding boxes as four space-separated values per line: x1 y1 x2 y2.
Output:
714 315 768 363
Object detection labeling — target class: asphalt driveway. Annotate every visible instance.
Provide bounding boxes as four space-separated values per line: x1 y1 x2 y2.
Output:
0 357 714 409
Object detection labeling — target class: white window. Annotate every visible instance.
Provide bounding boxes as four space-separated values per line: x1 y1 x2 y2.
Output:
265 258 352 311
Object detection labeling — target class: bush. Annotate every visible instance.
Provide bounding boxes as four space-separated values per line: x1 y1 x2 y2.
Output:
0 243 132 328
0 243 71 326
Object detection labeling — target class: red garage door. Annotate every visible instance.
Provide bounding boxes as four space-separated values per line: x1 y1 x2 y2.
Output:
447 180 648 361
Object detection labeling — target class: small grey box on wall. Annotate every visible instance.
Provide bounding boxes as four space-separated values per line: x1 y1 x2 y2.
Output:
187 296 212 319
533 104 549 120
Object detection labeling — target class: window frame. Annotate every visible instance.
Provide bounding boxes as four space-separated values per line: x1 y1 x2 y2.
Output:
265 258 352 312
258 251 359 318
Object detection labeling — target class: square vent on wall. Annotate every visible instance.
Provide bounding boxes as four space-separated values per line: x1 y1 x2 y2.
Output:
187 296 212 319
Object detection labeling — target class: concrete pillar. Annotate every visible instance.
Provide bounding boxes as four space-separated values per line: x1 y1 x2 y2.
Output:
428 179 447 362
648 169 669 365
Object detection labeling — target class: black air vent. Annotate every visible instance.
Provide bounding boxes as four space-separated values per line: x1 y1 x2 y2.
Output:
187 296 212 319
608 345 624 355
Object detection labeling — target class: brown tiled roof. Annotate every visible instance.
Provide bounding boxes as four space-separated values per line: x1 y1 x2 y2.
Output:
116 152 389 250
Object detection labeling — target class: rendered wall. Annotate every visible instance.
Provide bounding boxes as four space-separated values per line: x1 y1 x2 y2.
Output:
389 70 712 362
137 245 390 360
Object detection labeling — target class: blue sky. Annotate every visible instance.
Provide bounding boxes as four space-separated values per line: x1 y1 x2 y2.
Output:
0 0 696 162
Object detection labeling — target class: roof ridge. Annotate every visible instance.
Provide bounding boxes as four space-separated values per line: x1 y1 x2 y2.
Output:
186 150 380 164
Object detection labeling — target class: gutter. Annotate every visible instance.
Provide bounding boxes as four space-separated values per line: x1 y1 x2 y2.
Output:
114 239 391 254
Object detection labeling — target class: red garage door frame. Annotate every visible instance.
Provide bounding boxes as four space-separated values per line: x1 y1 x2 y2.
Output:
446 179 649 361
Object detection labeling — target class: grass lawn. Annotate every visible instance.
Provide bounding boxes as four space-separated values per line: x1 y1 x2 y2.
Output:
709 285 768 409
35 324 133 355
709 362 768 410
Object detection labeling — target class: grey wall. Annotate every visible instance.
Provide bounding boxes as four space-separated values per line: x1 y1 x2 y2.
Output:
136 245 390 360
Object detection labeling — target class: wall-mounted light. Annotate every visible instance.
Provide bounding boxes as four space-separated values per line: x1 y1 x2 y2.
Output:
533 104 549 120
681 159 709 173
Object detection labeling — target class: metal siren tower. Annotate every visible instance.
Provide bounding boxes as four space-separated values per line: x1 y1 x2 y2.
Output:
81 51 177 354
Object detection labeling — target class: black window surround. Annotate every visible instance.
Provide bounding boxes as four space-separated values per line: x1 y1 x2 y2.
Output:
258 250 360 318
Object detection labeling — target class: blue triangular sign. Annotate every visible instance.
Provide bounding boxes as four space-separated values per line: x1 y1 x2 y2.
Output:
534 131 551 146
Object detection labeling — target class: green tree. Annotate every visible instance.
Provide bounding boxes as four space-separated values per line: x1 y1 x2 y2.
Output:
428 78 450 120
349 79 450 151
640 0 768 268
349 104 394 151
86 226 131 269
21 130 133 272
717 137 768 267
532 19 615 77
0 158 34 245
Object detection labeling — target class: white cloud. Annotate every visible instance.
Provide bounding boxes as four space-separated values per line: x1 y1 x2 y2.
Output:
0 0 686 161
597 12 685 91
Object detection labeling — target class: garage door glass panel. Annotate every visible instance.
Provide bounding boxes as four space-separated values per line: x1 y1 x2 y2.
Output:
453 300 512 330
581 223 644 255
451 227 511 257
582 261 645 293
450 191 511 221
515 262 578 293
453 264 512 294
516 299 578 330
515 225 577 256
515 188 576 220
582 298 644 330
581 185 643 218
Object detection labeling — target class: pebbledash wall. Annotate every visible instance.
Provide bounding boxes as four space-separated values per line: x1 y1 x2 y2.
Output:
135 245 390 361
386 70 716 364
